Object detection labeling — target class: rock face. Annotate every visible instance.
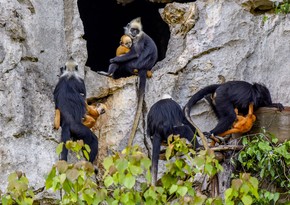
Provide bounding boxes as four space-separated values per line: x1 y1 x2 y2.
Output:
1 0 290 201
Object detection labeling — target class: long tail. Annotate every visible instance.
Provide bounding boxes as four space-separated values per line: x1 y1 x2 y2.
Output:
183 84 220 150
151 133 162 185
128 69 147 147
184 84 220 117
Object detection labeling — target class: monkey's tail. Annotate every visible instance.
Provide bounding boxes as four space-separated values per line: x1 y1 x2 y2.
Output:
184 84 220 150
128 69 147 147
151 133 162 185
184 84 220 117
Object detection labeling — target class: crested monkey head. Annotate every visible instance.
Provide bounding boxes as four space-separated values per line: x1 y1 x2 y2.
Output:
124 17 143 40
120 35 132 49
60 57 80 79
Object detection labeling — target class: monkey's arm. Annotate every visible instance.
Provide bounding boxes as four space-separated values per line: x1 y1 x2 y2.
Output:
110 48 138 63
54 109 61 130
268 103 284 111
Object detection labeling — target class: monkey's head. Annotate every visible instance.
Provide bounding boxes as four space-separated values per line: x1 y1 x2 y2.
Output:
95 103 108 115
161 94 173 100
120 35 132 49
124 17 143 40
60 57 80 78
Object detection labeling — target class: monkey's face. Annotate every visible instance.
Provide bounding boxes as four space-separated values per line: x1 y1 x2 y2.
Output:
96 103 107 115
125 17 143 39
120 35 132 48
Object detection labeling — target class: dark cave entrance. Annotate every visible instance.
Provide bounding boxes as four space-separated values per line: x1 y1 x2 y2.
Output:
77 0 170 72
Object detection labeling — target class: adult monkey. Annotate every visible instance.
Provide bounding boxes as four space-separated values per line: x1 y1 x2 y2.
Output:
184 81 284 139
106 17 158 146
53 57 99 167
147 94 201 185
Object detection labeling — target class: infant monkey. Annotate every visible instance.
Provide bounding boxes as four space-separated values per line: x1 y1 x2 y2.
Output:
99 34 152 78
54 102 107 130
116 34 132 56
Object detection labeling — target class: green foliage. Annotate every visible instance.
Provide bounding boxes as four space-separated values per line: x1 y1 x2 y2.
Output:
1 133 289 204
274 1 290 14
102 145 152 204
160 135 223 204
225 173 260 205
0 171 35 205
45 140 102 205
238 131 290 190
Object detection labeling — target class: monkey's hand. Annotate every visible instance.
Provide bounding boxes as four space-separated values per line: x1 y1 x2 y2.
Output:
109 57 117 64
274 103 284 112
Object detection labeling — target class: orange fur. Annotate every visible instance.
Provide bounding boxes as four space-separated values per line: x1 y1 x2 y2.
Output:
54 102 107 130
116 34 132 56
83 102 107 128
220 102 256 137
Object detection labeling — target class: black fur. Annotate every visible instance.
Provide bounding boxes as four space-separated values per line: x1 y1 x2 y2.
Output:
107 18 158 144
184 81 284 136
147 98 200 185
53 68 98 164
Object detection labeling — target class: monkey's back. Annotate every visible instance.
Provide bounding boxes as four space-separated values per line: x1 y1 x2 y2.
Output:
53 76 86 123
147 99 184 138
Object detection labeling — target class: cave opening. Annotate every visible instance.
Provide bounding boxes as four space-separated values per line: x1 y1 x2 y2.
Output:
77 0 170 72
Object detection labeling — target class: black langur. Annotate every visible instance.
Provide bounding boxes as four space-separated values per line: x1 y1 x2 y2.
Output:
53 57 99 165
105 17 158 146
147 95 200 185
184 80 284 139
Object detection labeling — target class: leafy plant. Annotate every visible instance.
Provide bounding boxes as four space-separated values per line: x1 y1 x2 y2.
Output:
274 1 290 14
102 145 152 205
1 171 35 205
238 131 290 190
45 140 102 205
225 173 260 205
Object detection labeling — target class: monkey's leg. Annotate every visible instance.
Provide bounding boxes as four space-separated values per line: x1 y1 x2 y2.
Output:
219 128 242 137
54 109 61 130
70 123 99 163
151 133 162 186
210 98 237 136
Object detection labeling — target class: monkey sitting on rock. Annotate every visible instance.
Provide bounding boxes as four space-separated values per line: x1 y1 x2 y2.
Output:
98 33 152 78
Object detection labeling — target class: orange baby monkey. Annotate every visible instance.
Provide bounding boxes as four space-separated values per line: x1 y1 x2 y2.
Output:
54 102 107 130
82 102 107 128
220 102 256 137
116 34 132 56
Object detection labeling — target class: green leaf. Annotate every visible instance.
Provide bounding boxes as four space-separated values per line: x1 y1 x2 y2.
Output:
123 173 135 189
169 184 178 194
45 167 56 189
104 176 114 188
241 195 252 205
141 158 151 170
103 157 114 170
83 150 90 161
177 186 188 197
56 143 64 156
129 165 143 175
